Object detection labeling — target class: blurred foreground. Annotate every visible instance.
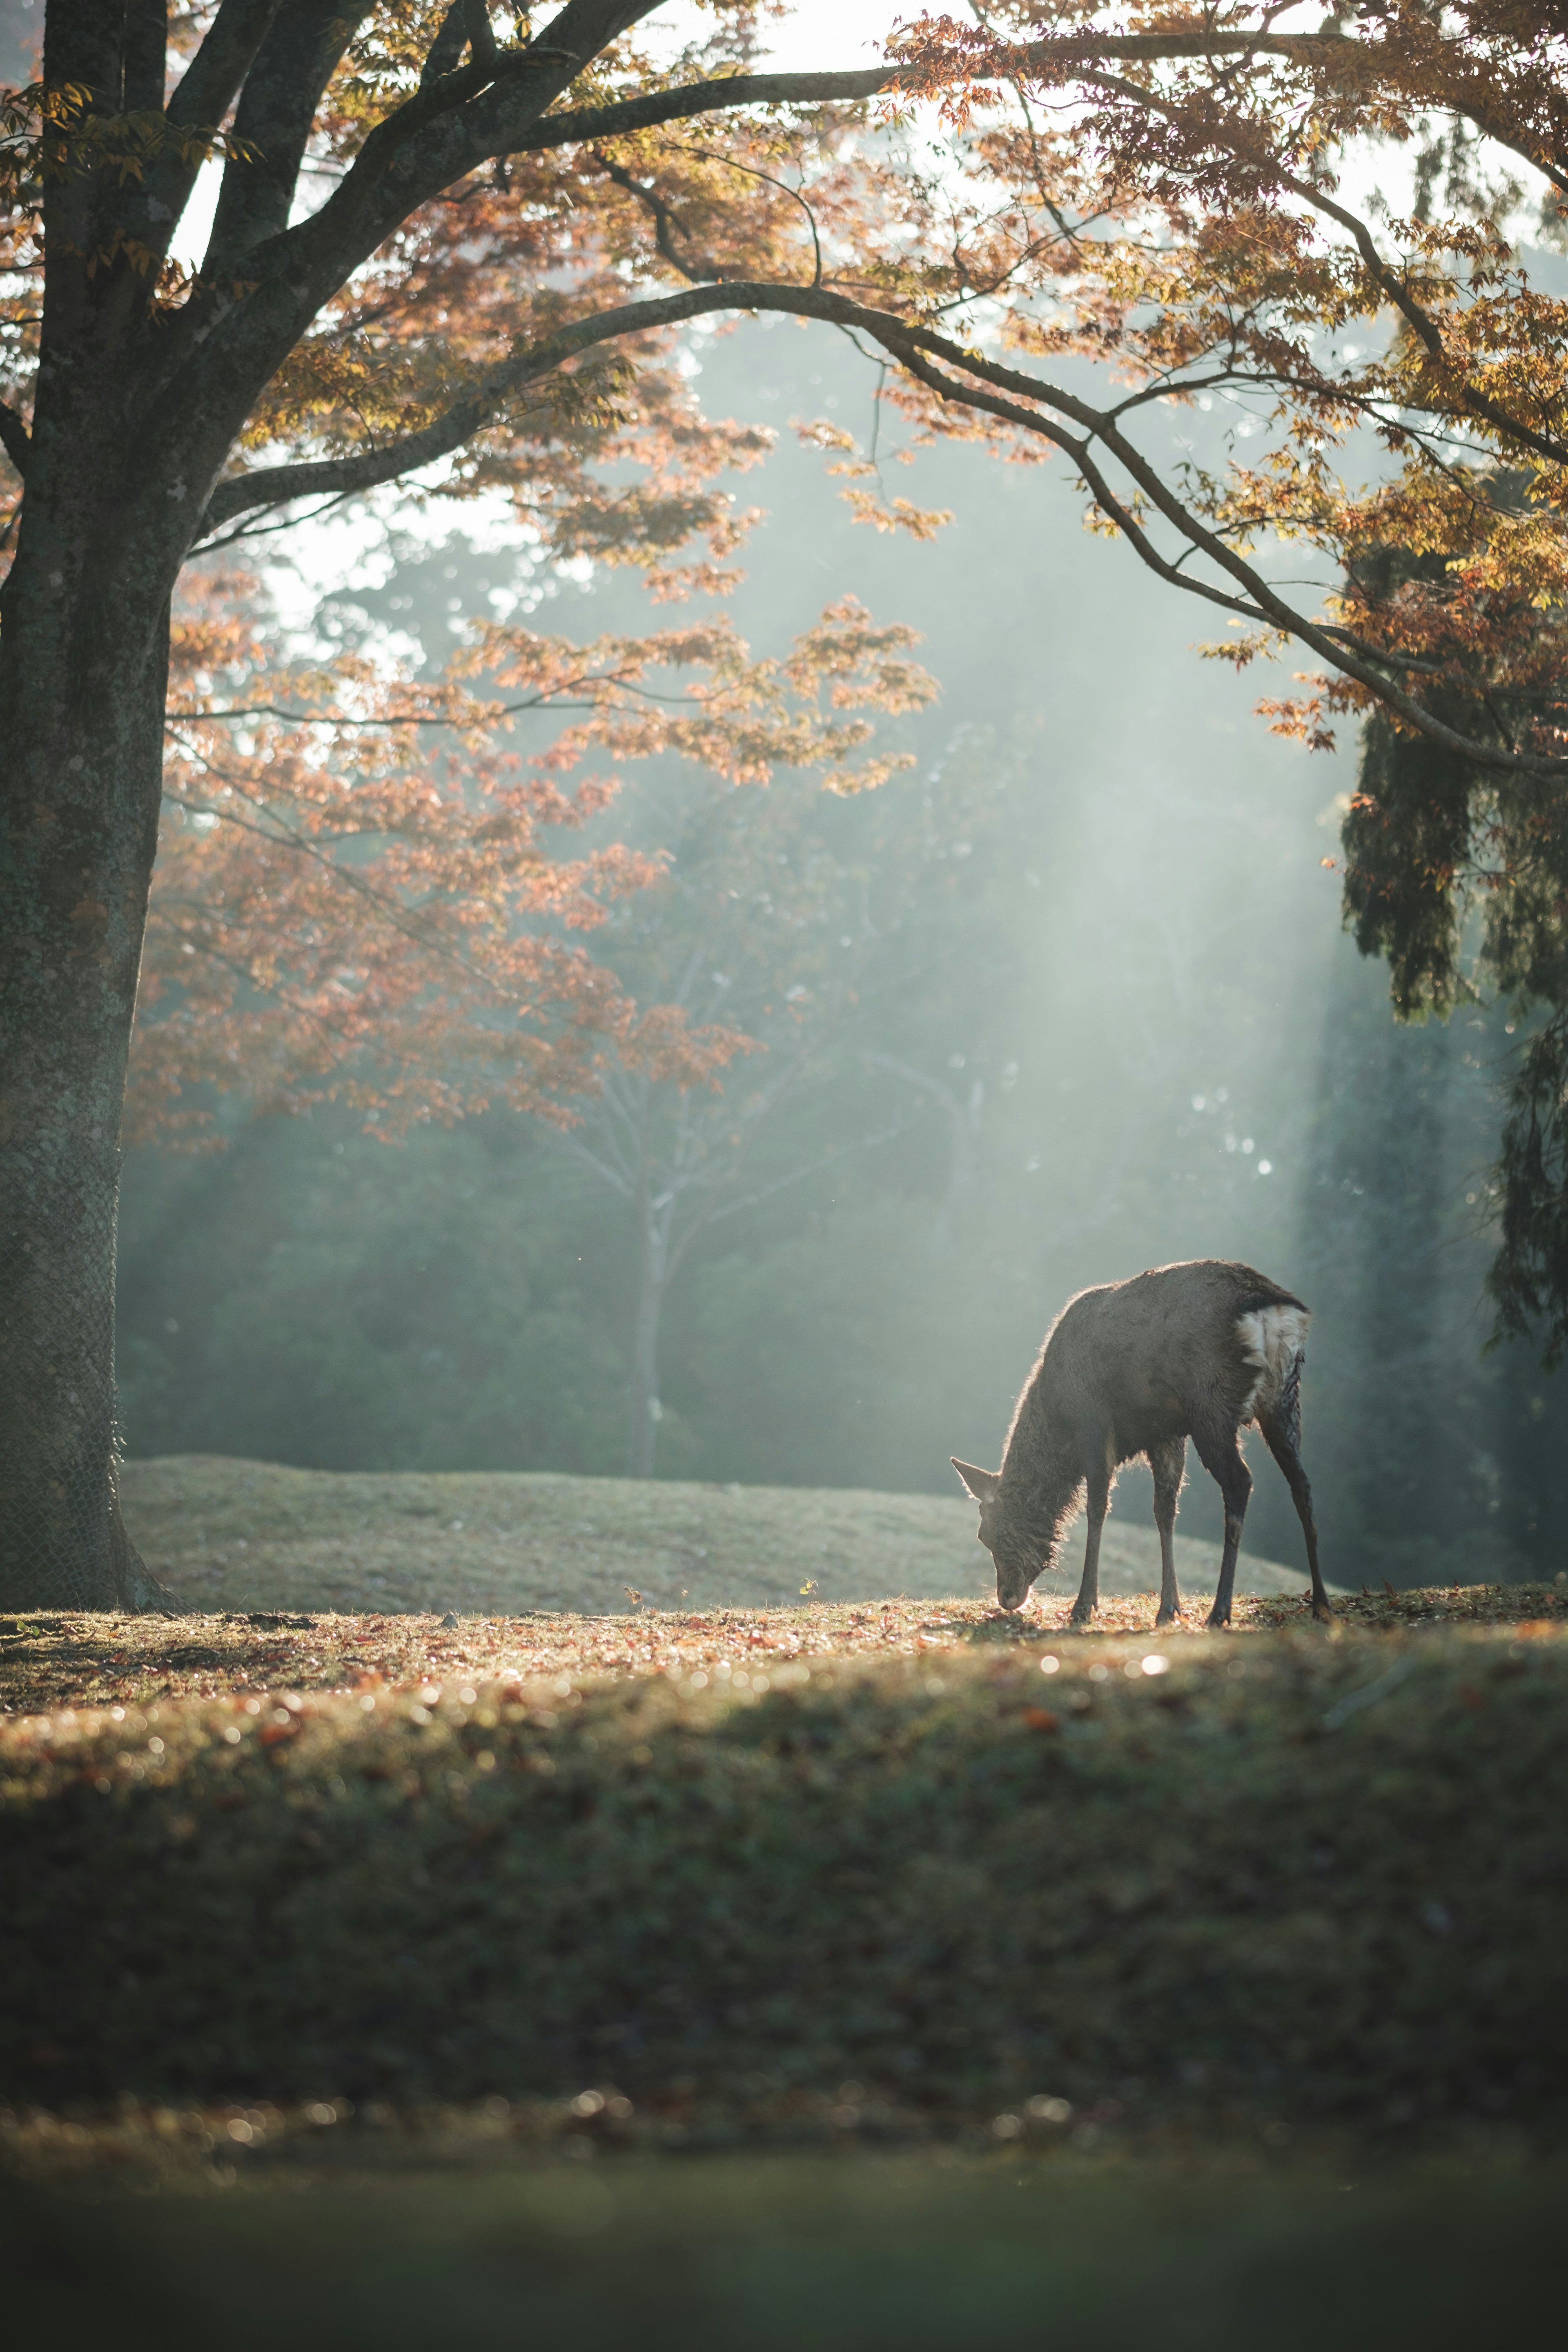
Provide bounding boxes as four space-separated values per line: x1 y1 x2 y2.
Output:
4 2143 1559 2350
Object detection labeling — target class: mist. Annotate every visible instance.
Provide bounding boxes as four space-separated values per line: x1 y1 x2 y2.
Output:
117 316 1568 1588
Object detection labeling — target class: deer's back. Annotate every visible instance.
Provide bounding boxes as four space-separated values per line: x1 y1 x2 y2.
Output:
1035 1258 1306 1452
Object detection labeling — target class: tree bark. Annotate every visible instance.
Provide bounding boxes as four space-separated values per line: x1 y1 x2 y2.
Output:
0 542 177 1609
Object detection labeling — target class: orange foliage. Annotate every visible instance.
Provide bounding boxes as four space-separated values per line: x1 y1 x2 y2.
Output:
134 576 933 1143
872 6 1568 771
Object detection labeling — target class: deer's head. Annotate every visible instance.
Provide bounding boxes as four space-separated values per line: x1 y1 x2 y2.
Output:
951 1458 1038 1610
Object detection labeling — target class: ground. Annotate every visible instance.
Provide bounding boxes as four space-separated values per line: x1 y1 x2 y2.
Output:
5 1465 1566 2342
118 1454 1332 1617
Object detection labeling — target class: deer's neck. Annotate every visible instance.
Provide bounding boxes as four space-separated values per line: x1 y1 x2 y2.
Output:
998 1397 1081 1556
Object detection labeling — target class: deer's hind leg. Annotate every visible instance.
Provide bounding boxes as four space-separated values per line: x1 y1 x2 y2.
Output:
1148 1437 1187 1626
1190 1421 1253 1629
1258 1391 1332 1623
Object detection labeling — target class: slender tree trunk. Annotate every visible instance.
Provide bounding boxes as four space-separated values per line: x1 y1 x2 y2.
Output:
0 543 175 1608
625 1195 670 1479
933 1076 984 1255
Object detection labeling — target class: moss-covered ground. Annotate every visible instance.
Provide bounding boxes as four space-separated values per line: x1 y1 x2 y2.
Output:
4 1579 1565 2342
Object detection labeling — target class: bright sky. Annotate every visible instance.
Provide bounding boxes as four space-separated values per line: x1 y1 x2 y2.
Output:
753 0 903 70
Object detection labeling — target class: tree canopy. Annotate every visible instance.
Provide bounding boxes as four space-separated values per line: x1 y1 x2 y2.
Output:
9 3 1566 761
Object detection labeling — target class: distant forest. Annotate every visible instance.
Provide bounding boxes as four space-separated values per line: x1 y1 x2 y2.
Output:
117 321 1568 1589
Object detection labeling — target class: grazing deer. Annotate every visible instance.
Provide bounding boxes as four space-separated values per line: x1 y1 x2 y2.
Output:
952 1259 1330 1628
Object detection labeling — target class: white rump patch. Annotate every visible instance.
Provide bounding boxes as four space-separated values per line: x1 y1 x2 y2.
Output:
1236 1304 1310 1423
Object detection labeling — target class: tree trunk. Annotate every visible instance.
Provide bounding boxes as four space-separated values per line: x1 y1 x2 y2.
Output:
0 565 176 1609
934 1076 984 1255
625 1200 670 1480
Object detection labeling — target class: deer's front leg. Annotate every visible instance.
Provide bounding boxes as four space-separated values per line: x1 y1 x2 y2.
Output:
1070 1470 1111 1624
1149 1436 1186 1627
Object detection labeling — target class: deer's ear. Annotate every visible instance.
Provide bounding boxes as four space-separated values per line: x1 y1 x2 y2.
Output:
951 1458 1001 1502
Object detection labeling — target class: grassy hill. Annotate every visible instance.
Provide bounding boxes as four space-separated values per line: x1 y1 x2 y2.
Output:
120 1455 1329 1618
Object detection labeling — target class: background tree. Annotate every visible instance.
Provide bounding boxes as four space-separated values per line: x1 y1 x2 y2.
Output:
139 575 928 1139
547 744 954 1476
147 575 933 1476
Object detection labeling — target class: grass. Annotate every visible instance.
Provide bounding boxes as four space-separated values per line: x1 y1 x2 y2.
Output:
119 1454 1327 1617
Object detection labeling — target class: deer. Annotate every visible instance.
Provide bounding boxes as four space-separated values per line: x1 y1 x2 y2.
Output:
951 1258 1330 1628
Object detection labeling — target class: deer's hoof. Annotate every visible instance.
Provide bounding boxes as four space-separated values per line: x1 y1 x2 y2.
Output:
1205 1612 1232 1631
1154 1610 1182 1629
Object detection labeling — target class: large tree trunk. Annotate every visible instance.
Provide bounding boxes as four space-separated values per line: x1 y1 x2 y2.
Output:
0 555 176 1609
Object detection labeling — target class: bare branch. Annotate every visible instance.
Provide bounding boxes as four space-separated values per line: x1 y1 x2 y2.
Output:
420 2 471 90
700 1122 908 1230
594 151 718 283
166 0 283 131
203 0 377 278
552 1129 637 1197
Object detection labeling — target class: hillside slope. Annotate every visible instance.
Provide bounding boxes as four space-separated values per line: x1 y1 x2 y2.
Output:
120 1456 1327 1617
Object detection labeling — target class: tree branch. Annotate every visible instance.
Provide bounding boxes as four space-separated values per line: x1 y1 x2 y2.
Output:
864 1053 962 1118
194 269 738 531
463 0 499 71
183 255 1568 778
509 38 1373 156
167 0 287 133
203 0 377 278
138 0 287 254
553 1128 637 1197
420 2 471 89
517 64 891 153
516 26 1562 197
594 151 717 282
1079 66 1568 468
155 14 1568 497
863 307 1568 777
123 0 172 116
146 1 670 457
0 400 30 480
699 1122 908 1232
927 30 1568 198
